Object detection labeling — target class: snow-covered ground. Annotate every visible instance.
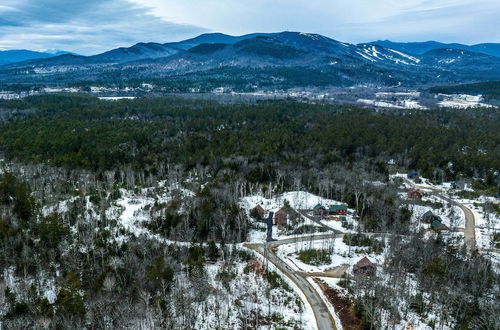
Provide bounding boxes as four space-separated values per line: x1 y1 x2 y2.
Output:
392 173 500 255
241 191 356 243
193 260 315 330
455 198 500 251
390 173 456 192
437 94 496 109
357 98 427 109
409 203 465 229
103 182 195 242
276 236 385 274
240 191 343 212
98 96 137 101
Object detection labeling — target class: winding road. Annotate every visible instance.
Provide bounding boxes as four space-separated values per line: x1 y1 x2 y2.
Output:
452 199 476 249
244 181 479 330
244 233 341 330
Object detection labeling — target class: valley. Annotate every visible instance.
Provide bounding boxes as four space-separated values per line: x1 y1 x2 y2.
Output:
1 7 500 327
0 95 498 328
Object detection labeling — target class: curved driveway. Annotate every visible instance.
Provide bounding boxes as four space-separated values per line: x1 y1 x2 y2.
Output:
245 233 340 330
405 179 476 249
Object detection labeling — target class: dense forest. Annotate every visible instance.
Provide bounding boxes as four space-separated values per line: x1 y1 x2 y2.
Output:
0 95 498 183
429 81 500 101
0 95 498 328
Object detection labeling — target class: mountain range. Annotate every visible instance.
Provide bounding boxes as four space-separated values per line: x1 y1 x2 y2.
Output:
0 50 73 66
368 40 500 58
1 32 500 90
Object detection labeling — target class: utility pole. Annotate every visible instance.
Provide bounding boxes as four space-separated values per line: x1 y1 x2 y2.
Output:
265 211 274 318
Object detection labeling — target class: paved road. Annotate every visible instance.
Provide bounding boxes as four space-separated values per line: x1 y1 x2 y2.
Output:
245 233 342 330
454 202 476 249
405 179 476 249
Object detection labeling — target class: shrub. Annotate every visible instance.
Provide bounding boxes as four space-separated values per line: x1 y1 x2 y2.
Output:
55 273 85 319
298 249 331 266
147 257 174 287
39 213 70 249
266 271 292 292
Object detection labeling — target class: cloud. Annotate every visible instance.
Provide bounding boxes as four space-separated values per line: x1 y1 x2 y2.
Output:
0 0 207 54
0 0 498 54
132 0 500 44
349 0 500 44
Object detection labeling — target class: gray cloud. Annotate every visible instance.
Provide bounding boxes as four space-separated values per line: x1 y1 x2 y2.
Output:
350 1 500 44
0 0 207 54
133 0 500 44
0 0 498 54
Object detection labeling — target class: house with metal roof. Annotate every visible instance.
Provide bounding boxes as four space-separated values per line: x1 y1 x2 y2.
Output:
328 204 348 216
422 210 442 224
312 203 327 216
431 220 449 232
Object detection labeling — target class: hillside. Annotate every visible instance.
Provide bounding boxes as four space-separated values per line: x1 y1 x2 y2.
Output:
369 40 500 57
0 95 498 329
0 49 72 65
429 81 500 100
2 32 500 89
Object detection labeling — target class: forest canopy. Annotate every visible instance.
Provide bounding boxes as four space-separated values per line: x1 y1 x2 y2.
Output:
0 95 498 184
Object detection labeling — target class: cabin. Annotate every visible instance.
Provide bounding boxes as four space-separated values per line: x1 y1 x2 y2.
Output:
313 203 326 216
407 171 419 179
250 205 266 219
274 208 288 226
353 257 377 276
421 210 442 224
328 204 348 216
407 189 423 200
431 220 449 232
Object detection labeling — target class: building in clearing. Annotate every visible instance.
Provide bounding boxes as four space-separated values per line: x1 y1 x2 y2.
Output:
353 257 377 276
312 203 326 216
431 220 449 232
274 208 288 226
251 205 266 219
407 189 423 199
328 204 348 216
422 210 442 224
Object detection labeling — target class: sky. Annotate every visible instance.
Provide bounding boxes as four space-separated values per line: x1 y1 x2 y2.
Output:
0 0 498 55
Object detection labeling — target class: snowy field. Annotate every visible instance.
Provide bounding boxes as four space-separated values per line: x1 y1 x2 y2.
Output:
240 191 343 212
437 94 496 109
276 236 386 274
357 98 427 109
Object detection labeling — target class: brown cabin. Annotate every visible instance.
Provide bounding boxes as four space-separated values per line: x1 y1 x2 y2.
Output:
251 205 266 219
407 189 423 199
353 257 377 276
274 208 288 226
